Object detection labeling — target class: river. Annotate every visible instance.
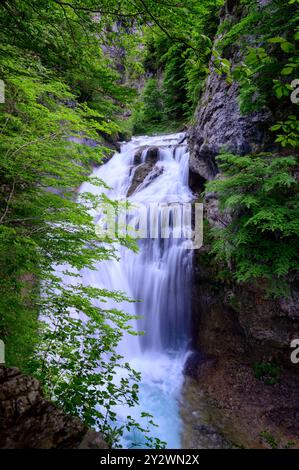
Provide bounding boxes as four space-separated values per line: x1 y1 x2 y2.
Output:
79 132 194 448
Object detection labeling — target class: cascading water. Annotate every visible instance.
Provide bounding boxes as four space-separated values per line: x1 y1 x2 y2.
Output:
79 132 194 448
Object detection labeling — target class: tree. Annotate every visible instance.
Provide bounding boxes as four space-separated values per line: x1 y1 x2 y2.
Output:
0 0 165 447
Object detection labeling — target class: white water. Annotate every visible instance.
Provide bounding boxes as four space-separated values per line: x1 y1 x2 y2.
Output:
79 132 194 448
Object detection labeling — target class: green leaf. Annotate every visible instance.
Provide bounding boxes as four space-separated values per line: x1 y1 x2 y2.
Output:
280 41 295 53
281 67 293 75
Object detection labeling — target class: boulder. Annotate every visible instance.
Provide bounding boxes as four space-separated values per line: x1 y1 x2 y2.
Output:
0 367 107 449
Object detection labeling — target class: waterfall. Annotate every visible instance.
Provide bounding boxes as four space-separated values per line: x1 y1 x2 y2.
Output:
79 132 194 448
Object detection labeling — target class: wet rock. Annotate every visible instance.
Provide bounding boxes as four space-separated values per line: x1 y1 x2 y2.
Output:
193 424 230 448
127 163 155 197
182 361 299 449
183 351 215 379
181 377 232 449
127 147 161 197
133 146 159 166
0 367 107 449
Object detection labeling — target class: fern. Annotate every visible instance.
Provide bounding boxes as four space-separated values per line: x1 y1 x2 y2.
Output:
206 152 299 295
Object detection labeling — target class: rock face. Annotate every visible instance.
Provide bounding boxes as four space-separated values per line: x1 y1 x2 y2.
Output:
188 74 272 180
0 367 107 449
188 0 299 365
188 0 272 182
188 0 299 367
184 0 299 449
184 250 299 449
192 252 299 364
182 361 299 449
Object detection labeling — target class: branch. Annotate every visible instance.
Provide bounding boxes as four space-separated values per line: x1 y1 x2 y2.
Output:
52 0 141 18
137 0 199 53
8 133 58 159
0 179 15 224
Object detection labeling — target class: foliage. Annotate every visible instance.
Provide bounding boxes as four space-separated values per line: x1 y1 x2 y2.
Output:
206 152 299 295
253 361 282 385
0 1 138 120
132 0 224 133
0 41 121 366
260 430 295 449
202 1 299 295
30 282 165 448
271 115 299 148
0 42 159 446
215 0 299 117
0 0 170 448
132 78 164 133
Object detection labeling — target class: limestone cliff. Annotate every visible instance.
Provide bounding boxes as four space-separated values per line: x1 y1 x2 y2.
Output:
188 0 273 182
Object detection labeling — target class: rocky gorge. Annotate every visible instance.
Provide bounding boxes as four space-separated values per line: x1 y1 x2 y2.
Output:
0 0 298 451
183 0 299 449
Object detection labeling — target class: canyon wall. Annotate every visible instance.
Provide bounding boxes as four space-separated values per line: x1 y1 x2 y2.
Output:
186 0 299 448
189 0 299 365
189 0 273 182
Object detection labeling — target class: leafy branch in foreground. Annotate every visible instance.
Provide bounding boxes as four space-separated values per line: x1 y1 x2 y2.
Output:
0 23 163 448
30 282 165 448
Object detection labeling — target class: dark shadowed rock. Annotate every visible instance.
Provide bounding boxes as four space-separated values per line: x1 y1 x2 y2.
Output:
127 147 161 197
188 168 206 194
0 367 107 449
183 351 216 379
133 146 159 165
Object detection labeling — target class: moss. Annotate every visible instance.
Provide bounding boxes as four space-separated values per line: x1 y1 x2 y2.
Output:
253 361 282 385
260 430 295 449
